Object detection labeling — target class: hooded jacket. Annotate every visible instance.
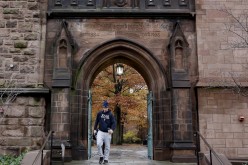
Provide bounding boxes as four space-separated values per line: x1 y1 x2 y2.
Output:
94 109 116 132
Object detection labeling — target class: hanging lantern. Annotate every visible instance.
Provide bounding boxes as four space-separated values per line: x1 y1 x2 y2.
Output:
116 64 124 76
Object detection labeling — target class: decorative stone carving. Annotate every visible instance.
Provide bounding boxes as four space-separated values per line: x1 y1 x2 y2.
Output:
169 21 190 87
49 0 195 16
164 0 171 6
170 22 189 72
179 0 187 6
87 0 94 6
114 0 127 7
132 0 139 8
52 20 78 87
147 0 155 6
54 0 62 6
103 0 138 8
71 0 78 6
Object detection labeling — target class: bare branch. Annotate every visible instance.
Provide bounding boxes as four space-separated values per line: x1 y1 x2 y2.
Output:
219 6 248 48
0 76 24 113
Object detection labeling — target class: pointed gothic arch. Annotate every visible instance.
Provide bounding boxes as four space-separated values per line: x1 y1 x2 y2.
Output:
73 38 169 91
70 38 173 160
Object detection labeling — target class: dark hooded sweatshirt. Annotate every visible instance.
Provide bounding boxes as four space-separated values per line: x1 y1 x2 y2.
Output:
94 110 116 132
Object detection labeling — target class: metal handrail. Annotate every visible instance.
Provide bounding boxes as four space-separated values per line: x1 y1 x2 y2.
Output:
32 131 54 165
194 131 224 165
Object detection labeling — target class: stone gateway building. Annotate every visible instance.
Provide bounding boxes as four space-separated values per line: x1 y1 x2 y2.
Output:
0 0 248 163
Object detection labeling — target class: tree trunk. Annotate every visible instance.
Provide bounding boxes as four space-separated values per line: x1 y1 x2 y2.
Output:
113 105 122 145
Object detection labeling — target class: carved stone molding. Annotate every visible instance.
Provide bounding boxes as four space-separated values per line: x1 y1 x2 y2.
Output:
54 0 62 6
52 20 78 87
87 0 94 6
147 0 155 6
48 0 195 17
71 0 78 6
169 21 190 87
164 0 171 6
179 0 187 6
114 0 127 7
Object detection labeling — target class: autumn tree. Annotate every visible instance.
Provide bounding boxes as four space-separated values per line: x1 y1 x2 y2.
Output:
91 64 148 143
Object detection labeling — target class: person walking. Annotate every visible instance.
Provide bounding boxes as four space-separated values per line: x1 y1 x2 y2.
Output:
93 100 116 164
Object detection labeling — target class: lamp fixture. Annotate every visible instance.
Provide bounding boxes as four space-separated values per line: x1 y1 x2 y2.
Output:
116 63 124 76
239 115 244 122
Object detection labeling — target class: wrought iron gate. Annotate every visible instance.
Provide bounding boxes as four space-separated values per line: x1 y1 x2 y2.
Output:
147 91 153 160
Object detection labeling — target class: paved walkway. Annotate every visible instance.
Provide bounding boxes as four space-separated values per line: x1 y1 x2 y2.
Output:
65 144 197 165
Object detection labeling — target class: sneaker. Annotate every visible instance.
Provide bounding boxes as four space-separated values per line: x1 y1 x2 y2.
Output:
103 160 108 164
99 157 103 164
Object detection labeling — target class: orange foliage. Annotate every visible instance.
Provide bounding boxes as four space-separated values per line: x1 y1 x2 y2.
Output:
91 64 148 132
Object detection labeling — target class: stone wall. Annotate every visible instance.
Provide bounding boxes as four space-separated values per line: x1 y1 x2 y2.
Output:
0 0 45 85
196 0 248 83
198 88 248 159
196 0 248 159
0 96 46 155
0 0 47 156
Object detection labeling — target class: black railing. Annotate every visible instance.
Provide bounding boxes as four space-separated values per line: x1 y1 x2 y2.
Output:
32 131 54 165
194 131 225 165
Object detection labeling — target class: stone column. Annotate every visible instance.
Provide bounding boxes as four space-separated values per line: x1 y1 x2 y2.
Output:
170 88 195 162
51 88 70 139
51 88 72 161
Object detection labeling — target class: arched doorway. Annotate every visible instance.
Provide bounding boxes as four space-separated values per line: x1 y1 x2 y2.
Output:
70 39 172 160
89 64 150 159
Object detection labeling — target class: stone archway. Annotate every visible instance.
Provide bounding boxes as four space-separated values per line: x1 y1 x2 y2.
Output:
70 38 172 160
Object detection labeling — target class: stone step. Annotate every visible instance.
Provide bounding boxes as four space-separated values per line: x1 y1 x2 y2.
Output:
65 160 197 165
64 144 197 165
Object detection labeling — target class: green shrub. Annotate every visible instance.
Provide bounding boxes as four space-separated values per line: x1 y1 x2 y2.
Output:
0 151 26 165
123 131 141 144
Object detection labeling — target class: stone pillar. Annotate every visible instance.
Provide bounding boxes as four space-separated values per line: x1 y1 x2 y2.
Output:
170 88 195 162
153 90 172 161
50 88 72 161
51 88 70 139
70 87 88 160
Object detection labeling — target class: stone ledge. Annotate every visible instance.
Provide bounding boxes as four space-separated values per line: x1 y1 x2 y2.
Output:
0 88 49 94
